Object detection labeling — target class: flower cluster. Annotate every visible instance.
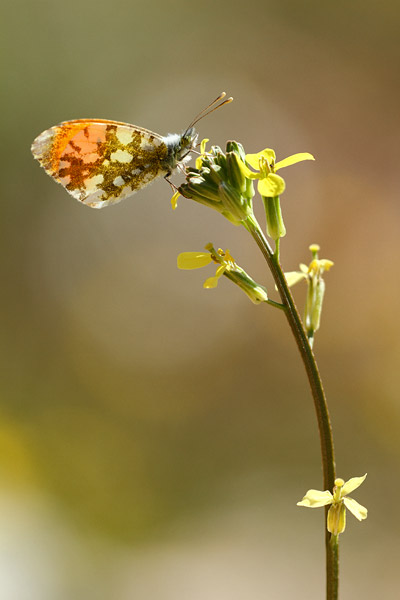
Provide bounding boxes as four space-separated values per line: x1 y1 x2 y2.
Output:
173 140 319 310
173 141 314 237
173 140 255 225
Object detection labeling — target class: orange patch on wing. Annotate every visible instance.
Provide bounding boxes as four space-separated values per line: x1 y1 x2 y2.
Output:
50 122 108 173
48 123 84 171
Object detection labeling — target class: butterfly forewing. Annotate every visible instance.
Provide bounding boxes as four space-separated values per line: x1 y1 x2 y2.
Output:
31 119 170 208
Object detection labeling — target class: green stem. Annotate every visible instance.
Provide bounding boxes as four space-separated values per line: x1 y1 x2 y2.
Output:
329 533 339 599
266 298 286 310
245 213 337 600
274 237 280 261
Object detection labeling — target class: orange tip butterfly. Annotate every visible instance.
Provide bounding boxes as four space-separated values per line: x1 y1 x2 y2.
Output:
31 93 232 209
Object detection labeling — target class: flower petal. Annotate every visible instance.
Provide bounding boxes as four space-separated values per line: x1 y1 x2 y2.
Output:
343 497 368 521
319 259 334 273
284 271 308 287
246 149 276 170
215 265 227 277
171 190 181 210
299 263 309 273
196 138 210 169
297 489 333 508
236 158 260 180
200 138 209 154
177 252 212 270
258 173 286 197
341 474 367 497
203 265 227 289
203 275 219 288
275 152 315 170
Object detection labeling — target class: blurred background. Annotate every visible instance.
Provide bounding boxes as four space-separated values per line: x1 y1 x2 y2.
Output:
2 0 400 598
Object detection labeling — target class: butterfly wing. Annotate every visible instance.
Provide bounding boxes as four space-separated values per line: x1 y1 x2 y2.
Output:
31 119 170 208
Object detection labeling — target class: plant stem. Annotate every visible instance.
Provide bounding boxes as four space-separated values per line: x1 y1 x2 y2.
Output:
266 298 286 310
245 214 338 600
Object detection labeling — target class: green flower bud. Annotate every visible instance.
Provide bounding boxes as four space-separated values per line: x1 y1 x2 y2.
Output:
244 177 255 202
182 186 221 207
226 141 255 201
210 146 226 170
226 151 247 194
223 267 268 304
262 196 286 240
226 140 246 162
219 181 253 223
182 175 222 204
201 165 224 187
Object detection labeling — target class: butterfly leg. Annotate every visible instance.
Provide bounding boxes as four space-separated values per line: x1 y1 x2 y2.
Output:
165 176 179 192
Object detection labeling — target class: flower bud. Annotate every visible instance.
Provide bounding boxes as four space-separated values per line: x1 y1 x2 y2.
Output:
226 140 246 162
226 151 247 194
219 181 253 222
262 196 286 240
209 145 226 170
181 175 222 204
244 177 255 202
223 266 269 304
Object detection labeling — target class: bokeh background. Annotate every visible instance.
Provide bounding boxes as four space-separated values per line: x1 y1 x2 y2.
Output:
2 0 400 598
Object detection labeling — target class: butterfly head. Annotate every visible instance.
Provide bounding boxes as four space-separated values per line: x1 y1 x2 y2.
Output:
178 126 198 161
162 93 233 176
162 127 198 174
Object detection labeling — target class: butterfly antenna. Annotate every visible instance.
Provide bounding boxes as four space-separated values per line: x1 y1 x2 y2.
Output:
184 92 233 133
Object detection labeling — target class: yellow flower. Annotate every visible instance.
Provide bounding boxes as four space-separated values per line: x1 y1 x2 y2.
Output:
282 244 333 345
297 474 368 536
284 244 334 288
177 247 233 289
238 148 315 197
177 244 269 303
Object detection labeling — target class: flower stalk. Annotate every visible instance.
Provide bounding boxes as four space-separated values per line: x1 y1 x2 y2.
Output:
174 138 361 600
244 214 338 598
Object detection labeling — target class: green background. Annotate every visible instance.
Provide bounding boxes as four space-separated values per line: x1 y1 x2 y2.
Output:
2 0 399 598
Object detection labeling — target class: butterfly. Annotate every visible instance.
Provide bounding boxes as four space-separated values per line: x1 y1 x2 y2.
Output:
31 93 232 209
